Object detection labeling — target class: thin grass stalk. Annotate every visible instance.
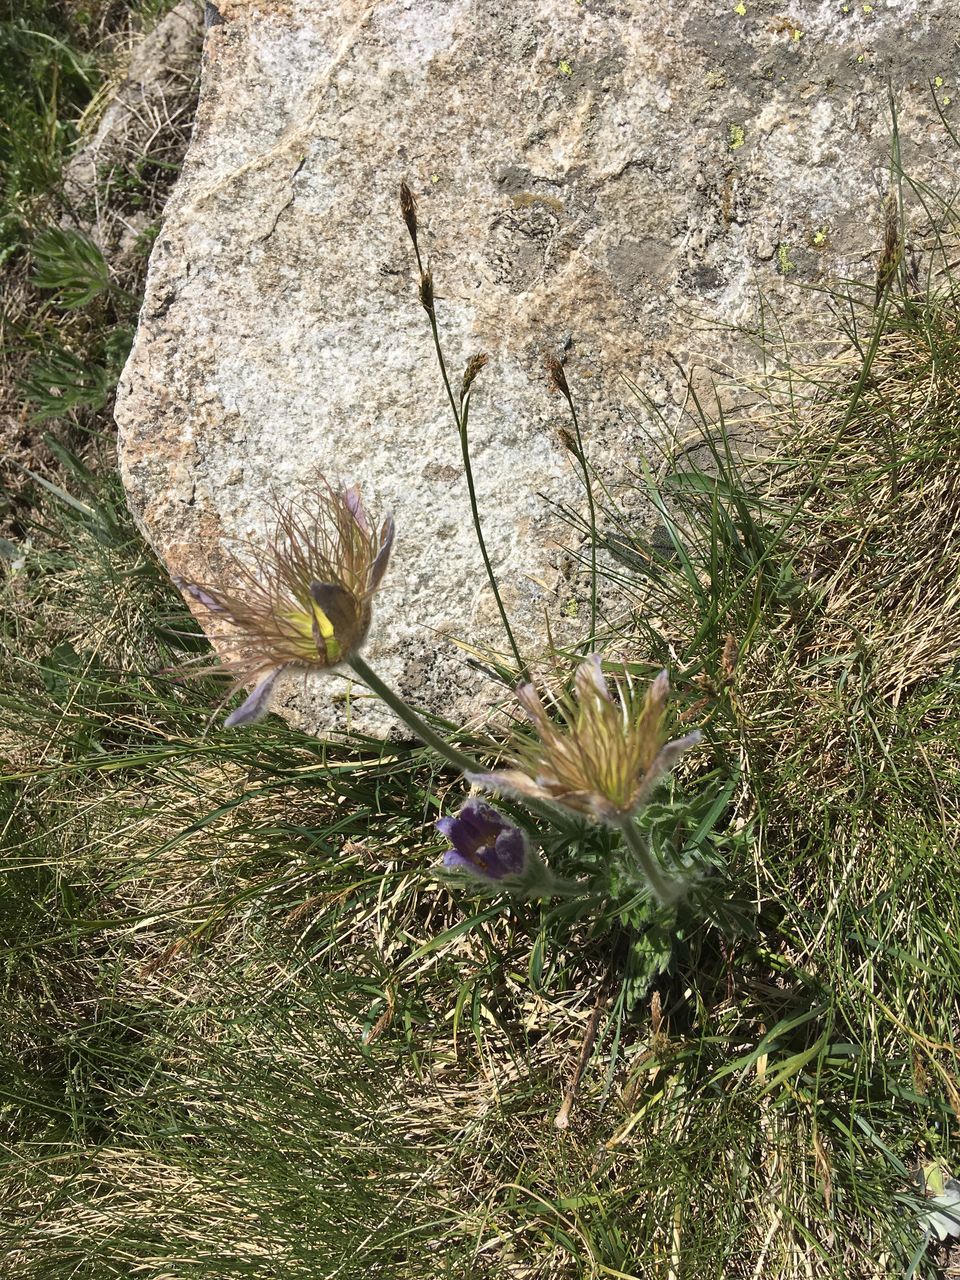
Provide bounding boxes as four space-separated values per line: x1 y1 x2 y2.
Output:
403 191 527 679
434 325 527 678
555 371 598 643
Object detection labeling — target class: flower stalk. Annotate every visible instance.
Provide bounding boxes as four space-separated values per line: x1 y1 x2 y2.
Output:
399 181 527 680
347 653 580 833
346 651 476 774
616 815 687 907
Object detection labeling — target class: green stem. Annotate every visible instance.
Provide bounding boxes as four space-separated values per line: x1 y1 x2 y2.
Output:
459 391 527 677
348 653 477 774
412 246 526 678
616 816 684 906
348 653 579 834
560 384 598 644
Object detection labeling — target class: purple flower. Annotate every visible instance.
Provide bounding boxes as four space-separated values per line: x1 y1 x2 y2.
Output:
437 800 528 882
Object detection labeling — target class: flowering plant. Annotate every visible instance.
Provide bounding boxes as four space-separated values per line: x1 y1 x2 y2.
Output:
174 484 393 726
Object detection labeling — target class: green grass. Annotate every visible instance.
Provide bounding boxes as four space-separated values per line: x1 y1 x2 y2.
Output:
3 10 960 1277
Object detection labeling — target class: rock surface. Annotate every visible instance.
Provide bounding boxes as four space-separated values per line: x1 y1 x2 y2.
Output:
117 0 956 736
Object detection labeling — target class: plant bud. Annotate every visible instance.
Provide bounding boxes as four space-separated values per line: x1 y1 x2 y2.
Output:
418 268 435 317
399 180 418 247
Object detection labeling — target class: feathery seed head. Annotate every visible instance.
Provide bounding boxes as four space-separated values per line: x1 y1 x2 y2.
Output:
468 654 701 825
174 482 394 725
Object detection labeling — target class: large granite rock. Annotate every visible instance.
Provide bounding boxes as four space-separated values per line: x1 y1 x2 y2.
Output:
116 0 955 736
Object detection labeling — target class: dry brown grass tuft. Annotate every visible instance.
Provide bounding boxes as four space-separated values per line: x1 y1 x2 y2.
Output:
779 307 960 703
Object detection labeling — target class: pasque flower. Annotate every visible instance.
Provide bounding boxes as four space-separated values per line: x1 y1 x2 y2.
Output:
174 483 394 726
436 799 584 899
437 799 528 882
468 654 701 826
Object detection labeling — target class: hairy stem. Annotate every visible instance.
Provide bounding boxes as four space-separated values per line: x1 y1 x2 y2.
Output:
617 816 684 906
348 653 477 774
349 654 578 834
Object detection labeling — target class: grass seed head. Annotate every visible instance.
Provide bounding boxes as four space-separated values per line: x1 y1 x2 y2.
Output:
399 180 418 248
546 354 571 399
460 352 488 402
418 267 435 318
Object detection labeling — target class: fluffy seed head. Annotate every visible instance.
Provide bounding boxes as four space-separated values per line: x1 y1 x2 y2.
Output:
174 483 394 720
468 654 701 825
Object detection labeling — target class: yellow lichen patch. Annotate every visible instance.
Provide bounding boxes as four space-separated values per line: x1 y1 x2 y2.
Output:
729 123 746 151
733 1 746 14
777 242 796 274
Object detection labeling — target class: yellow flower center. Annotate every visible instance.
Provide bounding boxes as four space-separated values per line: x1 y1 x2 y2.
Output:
284 600 342 665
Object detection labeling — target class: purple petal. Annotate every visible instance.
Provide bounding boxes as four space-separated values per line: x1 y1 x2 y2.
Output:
575 653 611 702
454 800 501 844
658 729 702 766
224 669 281 728
493 825 527 875
435 815 458 841
435 799 510 856
173 575 229 615
440 843 516 883
442 848 503 880
342 484 369 533
369 515 395 591
437 800 528 881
